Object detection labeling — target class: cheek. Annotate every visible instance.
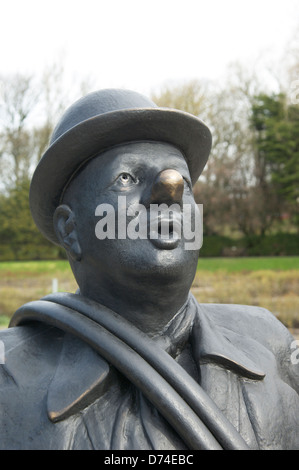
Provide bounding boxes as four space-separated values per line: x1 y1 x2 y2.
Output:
73 203 100 251
181 198 202 247
182 194 198 220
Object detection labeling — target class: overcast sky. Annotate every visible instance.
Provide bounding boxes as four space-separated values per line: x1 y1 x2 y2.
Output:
0 0 298 95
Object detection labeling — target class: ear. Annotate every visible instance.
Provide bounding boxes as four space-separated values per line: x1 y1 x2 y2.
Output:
53 204 82 261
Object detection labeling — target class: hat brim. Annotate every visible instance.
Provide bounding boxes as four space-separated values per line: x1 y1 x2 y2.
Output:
30 107 212 245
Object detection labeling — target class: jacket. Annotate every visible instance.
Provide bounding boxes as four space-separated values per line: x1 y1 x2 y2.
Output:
0 294 298 450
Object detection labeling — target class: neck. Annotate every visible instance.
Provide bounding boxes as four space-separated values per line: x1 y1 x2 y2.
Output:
77 270 192 336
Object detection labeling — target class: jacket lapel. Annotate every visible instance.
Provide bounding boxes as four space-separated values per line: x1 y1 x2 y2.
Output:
47 332 110 422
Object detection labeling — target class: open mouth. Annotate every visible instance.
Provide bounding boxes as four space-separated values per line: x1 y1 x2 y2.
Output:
148 215 182 249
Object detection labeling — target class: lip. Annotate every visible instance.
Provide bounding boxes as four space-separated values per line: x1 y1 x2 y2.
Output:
148 214 182 250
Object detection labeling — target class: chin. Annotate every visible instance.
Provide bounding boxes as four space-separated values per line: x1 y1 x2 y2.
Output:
83 237 198 286
123 239 198 283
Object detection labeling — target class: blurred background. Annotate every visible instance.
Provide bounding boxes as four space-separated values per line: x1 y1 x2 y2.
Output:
0 0 298 333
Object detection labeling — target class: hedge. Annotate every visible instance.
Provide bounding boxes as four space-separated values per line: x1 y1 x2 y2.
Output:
200 233 299 257
0 233 298 261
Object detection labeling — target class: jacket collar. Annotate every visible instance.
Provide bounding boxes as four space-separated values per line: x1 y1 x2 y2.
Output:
192 298 265 380
47 294 265 422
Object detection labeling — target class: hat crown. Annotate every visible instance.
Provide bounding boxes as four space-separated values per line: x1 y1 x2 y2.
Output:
50 89 158 145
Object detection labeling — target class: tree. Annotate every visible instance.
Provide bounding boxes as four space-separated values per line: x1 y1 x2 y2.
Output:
0 66 95 260
0 64 95 192
0 74 39 187
152 79 209 116
251 93 299 227
0 178 63 260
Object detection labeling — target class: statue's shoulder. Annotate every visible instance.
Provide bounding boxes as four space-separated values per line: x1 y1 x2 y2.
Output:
198 301 292 343
196 301 298 389
0 321 64 353
0 323 64 386
0 319 111 425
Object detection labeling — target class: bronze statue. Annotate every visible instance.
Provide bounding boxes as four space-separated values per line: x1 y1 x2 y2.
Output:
0 89 298 450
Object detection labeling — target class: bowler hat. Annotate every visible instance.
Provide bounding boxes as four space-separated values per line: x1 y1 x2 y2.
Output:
29 88 212 244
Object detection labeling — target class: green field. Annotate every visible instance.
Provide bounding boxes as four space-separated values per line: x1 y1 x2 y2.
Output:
197 256 299 272
0 260 71 276
0 257 298 331
0 256 298 275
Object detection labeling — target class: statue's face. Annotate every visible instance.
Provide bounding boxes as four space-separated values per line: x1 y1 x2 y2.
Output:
64 142 200 287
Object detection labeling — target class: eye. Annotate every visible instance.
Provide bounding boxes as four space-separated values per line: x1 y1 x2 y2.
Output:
118 172 135 184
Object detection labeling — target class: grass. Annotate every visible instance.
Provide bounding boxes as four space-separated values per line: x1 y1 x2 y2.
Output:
0 260 71 277
193 257 299 333
193 269 299 329
197 256 299 272
0 260 78 325
0 257 298 333
0 256 297 276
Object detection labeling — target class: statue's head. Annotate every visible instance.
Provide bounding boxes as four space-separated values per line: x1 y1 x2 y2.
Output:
29 89 212 294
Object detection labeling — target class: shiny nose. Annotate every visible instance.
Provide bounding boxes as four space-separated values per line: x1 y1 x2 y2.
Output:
150 169 184 204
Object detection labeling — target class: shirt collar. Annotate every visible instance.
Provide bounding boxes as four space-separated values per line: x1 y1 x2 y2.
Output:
151 296 196 358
